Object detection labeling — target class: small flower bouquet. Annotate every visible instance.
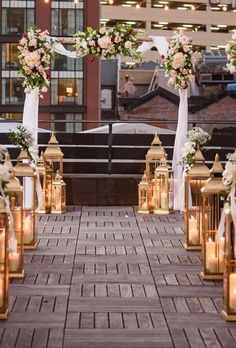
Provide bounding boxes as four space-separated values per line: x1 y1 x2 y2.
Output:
162 31 193 90
182 127 210 174
225 33 236 74
74 24 141 60
18 27 53 96
9 126 35 160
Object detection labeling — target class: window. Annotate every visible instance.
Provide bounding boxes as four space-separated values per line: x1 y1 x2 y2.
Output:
51 46 83 72
51 8 83 36
50 113 83 133
51 71 83 105
1 77 24 105
2 43 20 70
1 8 34 35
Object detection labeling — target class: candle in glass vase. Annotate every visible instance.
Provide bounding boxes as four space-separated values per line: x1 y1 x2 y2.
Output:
189 216 198 244
161 192 168 209
206 238 216 271
142 201 148 210
0 231 5 263
23 216 33 244
9 251 20 272
0 276 3 307
230 273 236 312
208 255 218 273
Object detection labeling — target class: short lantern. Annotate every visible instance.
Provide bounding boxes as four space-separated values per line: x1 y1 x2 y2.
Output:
153 155 174 214
138 171 151 213
145 134 166 180
44 132 64 176
51 170 66 214
184 148 210 250
200 154 225 280
222 211 236 321
37 152 53 214
14 149 38 249
5 154 24 278
0 197 9 319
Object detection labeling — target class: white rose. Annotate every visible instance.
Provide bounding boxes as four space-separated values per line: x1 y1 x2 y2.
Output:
125 41 132 49
98 35 111 49
24 51 41 66
223 162 236 186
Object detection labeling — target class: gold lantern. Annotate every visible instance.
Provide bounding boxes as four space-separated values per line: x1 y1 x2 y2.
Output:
0 197 9 319
138 171 152 213
153 155 174 214
44 132 64 176
184 148 210 250
4 154 24 278
37 152 53 214
200 154 225 280
222 211 236 321
51 170 66 214
145 134 166 180
14 149 38 249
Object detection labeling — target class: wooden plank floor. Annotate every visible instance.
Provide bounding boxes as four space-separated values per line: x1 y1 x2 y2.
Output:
1 207 236 347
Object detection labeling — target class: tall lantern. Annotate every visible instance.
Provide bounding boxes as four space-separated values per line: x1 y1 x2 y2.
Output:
14 149 38 249
145 134 166 180
222 211 236 321
200 154 225 280
37 152 53 214
4 154 24 278
138 171 152 213
0 197 9 319
184 148 210 250
51 170 66 214
153 155 174 214
44 132 64 176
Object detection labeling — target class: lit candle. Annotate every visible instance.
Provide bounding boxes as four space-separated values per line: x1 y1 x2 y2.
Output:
189 216 199 244
23 217 33 244
219 237 225 273
0 231 5 263
142 201 148 210
230 273 236 312
208 255 218 273
206 238 216 271
9 252 20 272
161 192 168 209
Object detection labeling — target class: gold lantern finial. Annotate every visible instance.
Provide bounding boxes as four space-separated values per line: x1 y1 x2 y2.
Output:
151 133 162 146
49 131 59 145
188 149 210 177
210 153 223 175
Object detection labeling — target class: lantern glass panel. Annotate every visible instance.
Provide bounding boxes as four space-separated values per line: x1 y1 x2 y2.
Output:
0 213 9 319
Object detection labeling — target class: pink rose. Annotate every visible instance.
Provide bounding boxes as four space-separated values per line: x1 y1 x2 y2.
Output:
172 52 185 69
41 86 48 93
170 70 177 76
183 45 190 53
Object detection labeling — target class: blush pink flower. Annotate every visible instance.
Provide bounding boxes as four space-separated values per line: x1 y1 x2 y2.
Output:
172 52 185 69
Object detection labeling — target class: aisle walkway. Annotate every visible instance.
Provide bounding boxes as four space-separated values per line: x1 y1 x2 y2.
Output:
1 207 236 348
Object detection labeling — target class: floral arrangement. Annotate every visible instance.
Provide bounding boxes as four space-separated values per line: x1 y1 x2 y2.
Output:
162 32 193 90
18 27 53 96
9 126 35 160
222 150 236 192
182 127 210 173
74 24 141 60
225 33 236 74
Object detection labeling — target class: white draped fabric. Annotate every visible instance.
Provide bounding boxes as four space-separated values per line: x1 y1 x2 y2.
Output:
172 89 188 211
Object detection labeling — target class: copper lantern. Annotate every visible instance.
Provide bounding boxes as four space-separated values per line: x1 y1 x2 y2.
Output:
37 152 53 214
200 154 225 280
184 149 210 250
14 149 38 249
51 170 66 214
153 155 174 214
4 154 24 278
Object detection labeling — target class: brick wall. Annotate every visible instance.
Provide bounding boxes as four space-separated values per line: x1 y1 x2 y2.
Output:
120 95 236 132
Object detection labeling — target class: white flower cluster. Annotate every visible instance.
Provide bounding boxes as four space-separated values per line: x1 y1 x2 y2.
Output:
181 127 210 174
74 24 140 60
223 150 236 187
18 27 53 96
0 146 9 197
225 33 236 74
162 31 193 90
